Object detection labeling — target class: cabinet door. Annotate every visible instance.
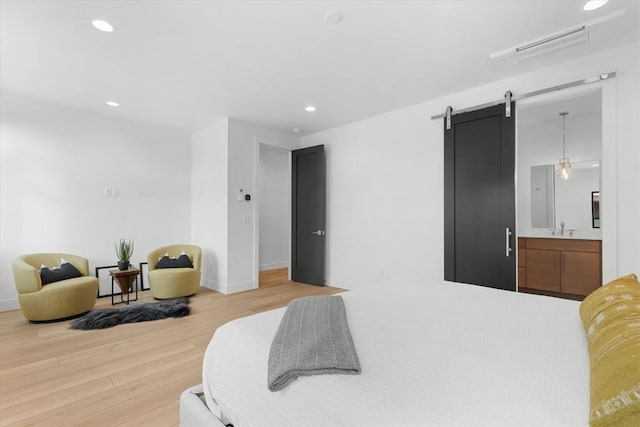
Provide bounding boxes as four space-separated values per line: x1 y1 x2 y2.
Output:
525 249 561 291
518 240 526 288
561 251 601 295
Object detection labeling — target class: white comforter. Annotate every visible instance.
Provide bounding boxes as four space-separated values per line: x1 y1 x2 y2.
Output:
203 280 589 426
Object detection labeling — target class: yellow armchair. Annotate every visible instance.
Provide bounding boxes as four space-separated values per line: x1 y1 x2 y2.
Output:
12 253 98 322
147 244 202 299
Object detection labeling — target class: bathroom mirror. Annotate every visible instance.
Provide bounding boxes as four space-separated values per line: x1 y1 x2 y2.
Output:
518 90 602 236
529 160 600 230
530 164 555 228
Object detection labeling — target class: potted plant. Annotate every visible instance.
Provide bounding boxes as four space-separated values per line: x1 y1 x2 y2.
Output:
115 238 134 270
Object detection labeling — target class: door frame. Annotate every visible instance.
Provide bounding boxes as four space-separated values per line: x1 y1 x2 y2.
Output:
253 140 293 286
515 78 618 283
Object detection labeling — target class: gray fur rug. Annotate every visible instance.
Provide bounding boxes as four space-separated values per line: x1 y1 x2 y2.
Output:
70 297 190 330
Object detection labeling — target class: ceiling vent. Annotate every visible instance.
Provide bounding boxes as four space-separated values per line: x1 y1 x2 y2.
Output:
516 26 588 59
490 10 624 67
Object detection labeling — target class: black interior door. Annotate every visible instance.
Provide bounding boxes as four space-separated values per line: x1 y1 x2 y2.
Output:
444 103 516 291
291 145 326 286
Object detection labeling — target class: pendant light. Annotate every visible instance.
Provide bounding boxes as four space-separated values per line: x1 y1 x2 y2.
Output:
556 111 572 180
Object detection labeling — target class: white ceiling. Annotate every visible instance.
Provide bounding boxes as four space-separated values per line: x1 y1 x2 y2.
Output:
1 0 638 135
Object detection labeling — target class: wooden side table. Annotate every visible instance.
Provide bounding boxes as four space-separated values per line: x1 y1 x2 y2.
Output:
109 268 141 305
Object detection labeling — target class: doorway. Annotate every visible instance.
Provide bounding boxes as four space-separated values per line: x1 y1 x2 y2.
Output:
257 144 290 286
255 143 327 288
516 80 618 285
517 89 602 237
291 145 326 286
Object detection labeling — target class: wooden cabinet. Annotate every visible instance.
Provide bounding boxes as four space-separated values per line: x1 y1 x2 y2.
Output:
561 251 601 295
518 237 601 299
526 249 561 292
518 238 526 288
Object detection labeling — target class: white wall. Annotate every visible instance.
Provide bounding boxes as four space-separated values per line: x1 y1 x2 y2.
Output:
190 118 298 294
300 42 640 289
0 94 192 310
3 43 637 309
227 119 299 292
610 43 640 278
258 146 289 271
300 107 436 289
191 119 229 290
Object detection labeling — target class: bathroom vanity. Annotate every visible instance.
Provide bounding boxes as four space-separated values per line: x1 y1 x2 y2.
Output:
516 90 605 300
518 236 602 300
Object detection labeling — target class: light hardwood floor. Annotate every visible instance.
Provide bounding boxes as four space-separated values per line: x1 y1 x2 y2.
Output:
0 269 342 426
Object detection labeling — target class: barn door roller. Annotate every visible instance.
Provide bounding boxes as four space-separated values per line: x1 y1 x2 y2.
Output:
445 106 452 130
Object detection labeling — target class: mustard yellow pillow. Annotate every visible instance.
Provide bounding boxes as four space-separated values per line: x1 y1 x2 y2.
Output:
579 274 640 427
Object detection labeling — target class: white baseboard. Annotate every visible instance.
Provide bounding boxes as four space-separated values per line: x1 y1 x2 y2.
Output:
259 262 288 271
202 279 257 295
0 298 20 312
200 278 220 292
226 280 257 294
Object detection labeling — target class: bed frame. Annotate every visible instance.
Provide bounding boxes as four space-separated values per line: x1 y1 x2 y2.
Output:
179 384 225 427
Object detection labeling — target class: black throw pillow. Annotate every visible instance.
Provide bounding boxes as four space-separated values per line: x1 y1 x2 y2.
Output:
155 254 193 269
40 262 83 285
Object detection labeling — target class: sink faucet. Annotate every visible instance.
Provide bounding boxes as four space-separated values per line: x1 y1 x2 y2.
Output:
560 221 565 236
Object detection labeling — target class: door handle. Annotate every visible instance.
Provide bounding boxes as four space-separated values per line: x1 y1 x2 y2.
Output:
311 230 325 236
505 227 513 257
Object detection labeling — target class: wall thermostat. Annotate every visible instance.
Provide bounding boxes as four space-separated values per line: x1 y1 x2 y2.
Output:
237 189 251 202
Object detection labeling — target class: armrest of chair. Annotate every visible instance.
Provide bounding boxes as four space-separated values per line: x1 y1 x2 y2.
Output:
12 259 42 294
191 249 202 272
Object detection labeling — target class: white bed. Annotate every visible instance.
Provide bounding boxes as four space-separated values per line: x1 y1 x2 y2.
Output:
197 279 590 426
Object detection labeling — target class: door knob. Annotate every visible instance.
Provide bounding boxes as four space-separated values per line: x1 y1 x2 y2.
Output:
311 230 325 236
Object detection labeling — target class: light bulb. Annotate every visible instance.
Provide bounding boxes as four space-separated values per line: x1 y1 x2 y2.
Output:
584 1 608 11
92 19 114 32
557 160 572 181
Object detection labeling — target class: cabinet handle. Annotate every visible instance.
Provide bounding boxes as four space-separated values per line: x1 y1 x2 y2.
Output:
506 227 513 257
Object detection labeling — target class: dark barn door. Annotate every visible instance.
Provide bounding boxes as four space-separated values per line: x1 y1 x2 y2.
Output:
291 145 326 286
444 103 516 291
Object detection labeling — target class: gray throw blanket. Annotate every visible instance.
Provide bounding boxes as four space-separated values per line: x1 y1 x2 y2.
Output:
267 295 361 391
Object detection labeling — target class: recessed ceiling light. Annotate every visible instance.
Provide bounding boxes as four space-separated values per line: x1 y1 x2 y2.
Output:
305 105 316 112
106 101 120 107
92 19 114 32
293 128 304 134
584 0 608 11
324 10 343 24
